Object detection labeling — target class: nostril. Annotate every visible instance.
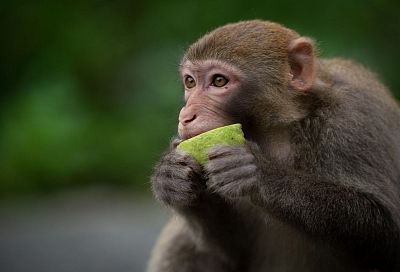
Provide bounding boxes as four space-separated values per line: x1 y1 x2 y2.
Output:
184 114 197 124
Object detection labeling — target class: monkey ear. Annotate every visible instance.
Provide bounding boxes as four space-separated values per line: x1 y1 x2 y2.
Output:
288 37 316 91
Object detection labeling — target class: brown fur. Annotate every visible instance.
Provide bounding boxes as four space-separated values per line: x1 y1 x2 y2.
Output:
149 20 400 272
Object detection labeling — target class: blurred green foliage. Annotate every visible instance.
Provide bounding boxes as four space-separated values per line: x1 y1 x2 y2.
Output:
0 0 399 194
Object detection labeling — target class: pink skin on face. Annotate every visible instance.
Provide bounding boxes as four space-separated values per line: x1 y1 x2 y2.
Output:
178 59 244 140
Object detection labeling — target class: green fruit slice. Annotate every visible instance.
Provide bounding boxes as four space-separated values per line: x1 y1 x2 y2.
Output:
177 124 245 165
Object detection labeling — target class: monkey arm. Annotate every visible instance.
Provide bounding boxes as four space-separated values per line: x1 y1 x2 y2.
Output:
206 143 400 269
254 170 398 241
252 166 400 269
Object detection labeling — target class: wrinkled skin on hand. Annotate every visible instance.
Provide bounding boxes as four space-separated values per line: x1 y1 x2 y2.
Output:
151 138 205 208
152 137 266 207
205 143 262 198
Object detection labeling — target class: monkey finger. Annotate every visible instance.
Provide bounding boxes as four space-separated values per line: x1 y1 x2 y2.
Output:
157 163 194 180
166 150 203 174
169 137 183 149
216 164 258 183
207 164 258 190
207 145 238 159
213 176 259 198
208 145 249 160
205 154 255 174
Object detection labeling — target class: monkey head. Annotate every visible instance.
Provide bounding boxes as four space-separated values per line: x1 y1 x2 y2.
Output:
178 20 317 140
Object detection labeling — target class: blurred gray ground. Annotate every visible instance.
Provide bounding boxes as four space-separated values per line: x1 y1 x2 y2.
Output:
0 187 169 272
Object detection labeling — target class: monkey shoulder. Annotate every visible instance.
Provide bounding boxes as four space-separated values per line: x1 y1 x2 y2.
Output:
319 58 394 100
296 57 400 181
317 58 400 129
320 58 377 83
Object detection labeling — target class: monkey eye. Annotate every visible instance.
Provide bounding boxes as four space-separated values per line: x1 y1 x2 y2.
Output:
184 76 196 88
212 74 229 87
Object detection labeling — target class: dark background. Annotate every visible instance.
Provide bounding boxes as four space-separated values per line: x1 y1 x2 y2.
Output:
0 1 399 271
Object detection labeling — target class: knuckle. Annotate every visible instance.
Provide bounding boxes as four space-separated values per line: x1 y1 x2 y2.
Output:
244 153 256 161
246 164 258 173
205 161 221 175
208 145 231 157
170 137 182 148
181 167 193 179
204 161 214 172
171 150 187 163
233 145 246 152
174 150 199 166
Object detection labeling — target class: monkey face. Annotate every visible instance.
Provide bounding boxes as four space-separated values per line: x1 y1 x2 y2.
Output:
178 59 244 139
178 21 317 140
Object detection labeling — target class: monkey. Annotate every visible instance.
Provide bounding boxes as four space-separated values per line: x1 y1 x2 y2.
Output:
147 20 400 272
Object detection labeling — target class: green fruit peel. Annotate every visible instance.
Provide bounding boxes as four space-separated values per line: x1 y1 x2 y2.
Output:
177 124 245 165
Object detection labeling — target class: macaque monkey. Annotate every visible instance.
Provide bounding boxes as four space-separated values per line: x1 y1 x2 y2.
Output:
148 20 400 272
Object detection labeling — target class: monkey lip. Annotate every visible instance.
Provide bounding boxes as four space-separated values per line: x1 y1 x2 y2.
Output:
178 122 224 140
178 127 203 140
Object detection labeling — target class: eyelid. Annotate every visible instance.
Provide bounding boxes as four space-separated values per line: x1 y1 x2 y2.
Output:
184 75 196 89
212 73 228 80
211 74 229 86
212 72 225 77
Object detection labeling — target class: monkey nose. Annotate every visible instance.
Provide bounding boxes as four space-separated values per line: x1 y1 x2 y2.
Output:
179 114 197 126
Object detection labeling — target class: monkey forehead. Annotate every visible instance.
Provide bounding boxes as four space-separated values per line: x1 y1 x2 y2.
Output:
182 20 299 68
180 59 245 79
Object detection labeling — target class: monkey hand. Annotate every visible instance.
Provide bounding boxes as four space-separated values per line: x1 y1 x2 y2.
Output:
151 146 205 208
205 143 261 198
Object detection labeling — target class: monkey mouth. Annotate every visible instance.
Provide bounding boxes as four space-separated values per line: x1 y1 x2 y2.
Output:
178 124 211 140
178 121 233 140
178 127 203 140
